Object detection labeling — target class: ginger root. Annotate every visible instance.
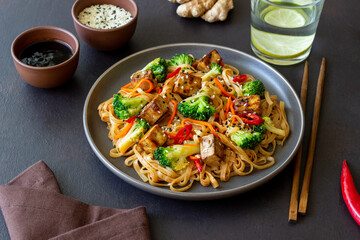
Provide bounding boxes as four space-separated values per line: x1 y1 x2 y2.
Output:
169 0 233 23
168 0 191 3
201 0 234 23
176 0 217 18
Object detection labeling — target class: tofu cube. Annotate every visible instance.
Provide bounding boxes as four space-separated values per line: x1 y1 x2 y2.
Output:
138 124 167 153
196 49 223 73
200 134 224 167
234 95 262 115
173 72 201 97
139 95 169 125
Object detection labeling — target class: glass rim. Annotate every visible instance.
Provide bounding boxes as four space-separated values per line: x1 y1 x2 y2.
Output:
262 0 324 8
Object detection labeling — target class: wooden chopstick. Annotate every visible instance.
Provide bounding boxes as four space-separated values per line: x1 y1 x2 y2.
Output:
298 57 326 215
288 61 309 222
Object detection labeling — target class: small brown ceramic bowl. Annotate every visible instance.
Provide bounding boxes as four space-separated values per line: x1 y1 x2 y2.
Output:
11 26 80 88
71 0 138 51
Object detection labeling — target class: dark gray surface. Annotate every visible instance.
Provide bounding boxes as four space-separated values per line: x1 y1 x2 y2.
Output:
0 0 359 239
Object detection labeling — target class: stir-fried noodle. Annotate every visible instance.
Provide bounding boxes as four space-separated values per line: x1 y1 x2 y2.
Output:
98 50 290 191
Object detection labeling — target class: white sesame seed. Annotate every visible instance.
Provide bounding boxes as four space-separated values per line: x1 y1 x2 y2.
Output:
78 4 133 29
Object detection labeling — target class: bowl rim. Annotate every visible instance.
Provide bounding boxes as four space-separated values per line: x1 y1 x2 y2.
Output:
71 0 138 32
11 26 80 71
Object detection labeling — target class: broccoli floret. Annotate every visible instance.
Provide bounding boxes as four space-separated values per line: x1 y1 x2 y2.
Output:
201 63 223 81
154 144 200 171
252 122 267 134
141 57 168 82
113 93 148 120
242 79 265 98
263 117 286 136
118 118 150 154
167 54 195 67
229 129 263 149
177 92 216 121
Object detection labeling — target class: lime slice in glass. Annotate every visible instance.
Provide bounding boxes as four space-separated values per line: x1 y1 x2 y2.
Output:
264 8 307 28
251 26 315 58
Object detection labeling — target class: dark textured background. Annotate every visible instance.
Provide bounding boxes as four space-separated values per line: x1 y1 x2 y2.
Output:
1 0 359 239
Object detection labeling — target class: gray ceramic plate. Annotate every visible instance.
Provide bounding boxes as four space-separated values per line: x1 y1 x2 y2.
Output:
83 43 304 200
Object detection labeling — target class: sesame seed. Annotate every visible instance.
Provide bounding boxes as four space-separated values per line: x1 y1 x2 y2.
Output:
78 4 133 29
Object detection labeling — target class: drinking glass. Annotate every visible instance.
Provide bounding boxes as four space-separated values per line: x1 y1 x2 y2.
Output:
250 0 325 65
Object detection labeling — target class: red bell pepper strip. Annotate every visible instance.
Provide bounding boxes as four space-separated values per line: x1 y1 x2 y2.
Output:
237 113 264 125
219 60 224 67
125 116 137 123
166 67 181 80
194 159 202 173
172 124 192 144
189 155 203 173
341 160 360 225
165 130 192 142
233 74 247 83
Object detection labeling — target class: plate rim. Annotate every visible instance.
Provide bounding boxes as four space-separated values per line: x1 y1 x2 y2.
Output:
83 42 304 200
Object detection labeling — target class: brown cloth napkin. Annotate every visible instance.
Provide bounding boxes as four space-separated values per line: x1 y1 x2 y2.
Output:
0 161 151 240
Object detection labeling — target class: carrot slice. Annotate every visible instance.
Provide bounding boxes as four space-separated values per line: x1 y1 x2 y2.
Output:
182 144 199 147
121 78 154 95
189 155 201 160
214 77 235 99
181 118 219 139
113 118 136 140
229 100 236 124
167 100 178 126
120 82 132 92
225 97 233 119
165 131 176 138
